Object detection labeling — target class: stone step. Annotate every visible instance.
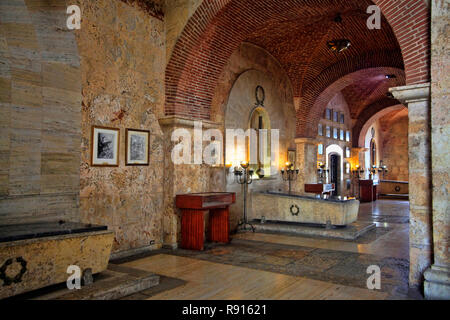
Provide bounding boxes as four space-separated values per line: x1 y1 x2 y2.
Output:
27 264 160 300
247 220 376 240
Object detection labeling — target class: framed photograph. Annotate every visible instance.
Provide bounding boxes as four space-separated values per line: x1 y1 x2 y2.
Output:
333 111 339 122
287 149 296 165
318 123 323 136
126 129 150 166
340 113 345 124
333 127 338 139
325 108 331 120
91 126 120 167
326 126 331 138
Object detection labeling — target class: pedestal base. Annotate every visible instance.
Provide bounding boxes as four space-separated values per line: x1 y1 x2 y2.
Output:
424 265 450 300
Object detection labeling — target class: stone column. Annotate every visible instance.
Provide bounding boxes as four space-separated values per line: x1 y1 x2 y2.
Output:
389 83 432 289
159 116 222 249
294 138 317 194
423 0 450 300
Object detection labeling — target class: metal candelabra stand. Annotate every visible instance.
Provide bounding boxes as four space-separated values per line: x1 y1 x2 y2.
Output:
351 165 365 198
281 162 299 194
234 161 256 232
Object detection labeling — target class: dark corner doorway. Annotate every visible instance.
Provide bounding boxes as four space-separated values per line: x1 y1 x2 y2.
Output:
330 154 340 196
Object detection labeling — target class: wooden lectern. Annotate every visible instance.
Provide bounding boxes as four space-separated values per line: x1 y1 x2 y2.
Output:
359 179 379 202
175 192 236 250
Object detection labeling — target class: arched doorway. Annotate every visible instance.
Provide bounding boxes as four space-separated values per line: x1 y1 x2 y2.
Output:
248 106 271 177
326 144 344 197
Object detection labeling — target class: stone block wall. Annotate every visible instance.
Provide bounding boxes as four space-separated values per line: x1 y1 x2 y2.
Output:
0 0 82 225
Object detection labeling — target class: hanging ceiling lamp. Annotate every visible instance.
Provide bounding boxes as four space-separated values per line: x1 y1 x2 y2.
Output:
327 13 351 53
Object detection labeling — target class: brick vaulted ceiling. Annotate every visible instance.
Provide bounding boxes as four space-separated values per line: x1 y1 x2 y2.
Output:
166 0 430 137
244 1 403 100
341 69 405 119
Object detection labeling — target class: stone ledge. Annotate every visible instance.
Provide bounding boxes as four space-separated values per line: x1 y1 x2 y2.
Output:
389 83 431 104
158 116 221 129
249 220 375 240
27 264 160 300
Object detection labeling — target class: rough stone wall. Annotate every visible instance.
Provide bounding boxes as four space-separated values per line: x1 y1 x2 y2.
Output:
0 0 81 225
379 109 409 182
161 120 220 247
430 0 449 271
74 0 165 253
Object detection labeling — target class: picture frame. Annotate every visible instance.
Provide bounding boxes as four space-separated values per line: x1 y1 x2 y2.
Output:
126 128 150 166
287 149 296 166
91 126 120 167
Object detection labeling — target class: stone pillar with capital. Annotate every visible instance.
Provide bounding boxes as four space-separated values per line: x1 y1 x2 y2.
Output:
390 83 433 291
159 116 223 249
421 0 450 300
294 138 317 194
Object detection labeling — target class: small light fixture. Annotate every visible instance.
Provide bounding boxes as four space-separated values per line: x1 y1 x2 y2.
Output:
327 39 351 53
327 13 351 53
385 74 397 79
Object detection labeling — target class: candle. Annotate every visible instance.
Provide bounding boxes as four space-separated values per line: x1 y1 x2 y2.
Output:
240 161 249 169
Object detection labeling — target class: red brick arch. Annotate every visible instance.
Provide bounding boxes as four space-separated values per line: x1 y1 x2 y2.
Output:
166 0 429 129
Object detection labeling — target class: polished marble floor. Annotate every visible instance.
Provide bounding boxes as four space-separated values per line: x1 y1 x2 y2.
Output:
119 200 419 300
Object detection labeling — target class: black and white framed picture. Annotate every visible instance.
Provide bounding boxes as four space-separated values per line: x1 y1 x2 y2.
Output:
326 126 331 138
91 126 120 167
126 129 150 166
333 127 338 139
333 111 339 122
325 108 331 120
318 123 323 136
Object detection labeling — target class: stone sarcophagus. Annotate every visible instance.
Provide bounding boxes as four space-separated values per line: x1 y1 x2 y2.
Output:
250 192 359 226
0 222 114 299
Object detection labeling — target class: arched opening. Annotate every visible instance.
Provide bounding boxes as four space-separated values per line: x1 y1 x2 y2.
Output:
248 106 271 178
326 144 344 197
